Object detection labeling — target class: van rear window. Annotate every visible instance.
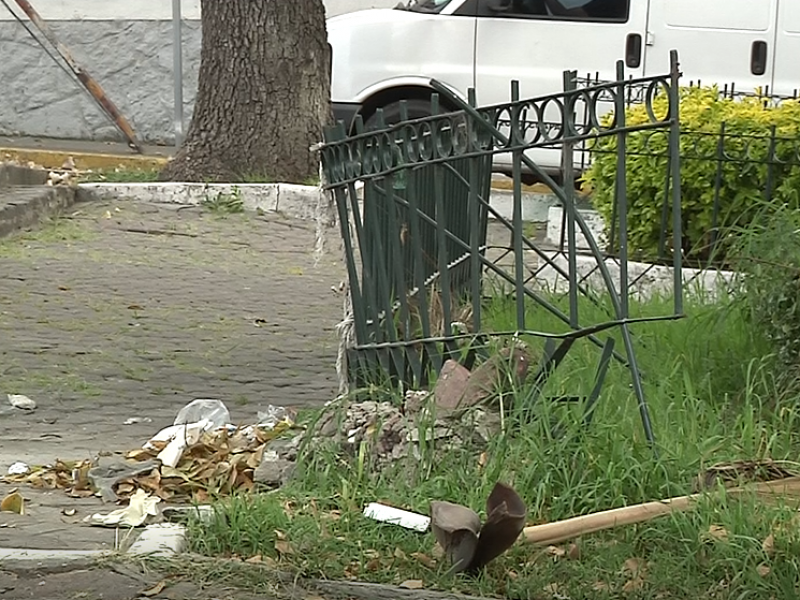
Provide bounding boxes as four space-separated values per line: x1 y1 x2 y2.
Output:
477 0 629 22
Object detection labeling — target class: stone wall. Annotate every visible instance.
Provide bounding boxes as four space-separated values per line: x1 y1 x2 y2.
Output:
0 0 396 144
0 20 202 145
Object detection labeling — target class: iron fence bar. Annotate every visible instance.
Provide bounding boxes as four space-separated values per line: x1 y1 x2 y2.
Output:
434 167 454 341
614 60 629 320
351 314 683 351
669 49 684 316
709 121 727 263
324 127 370 345
563 70 580 328
521 338 577 417
510 81 527 330
468 92 483 333
764 124 777 202
583 337 616 427
405 168 434 339
347 180 382 343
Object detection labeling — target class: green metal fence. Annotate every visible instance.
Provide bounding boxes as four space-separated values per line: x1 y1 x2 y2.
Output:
320 51 685 447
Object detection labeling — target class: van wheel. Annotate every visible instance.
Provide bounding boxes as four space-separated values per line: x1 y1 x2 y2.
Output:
365 98 437 129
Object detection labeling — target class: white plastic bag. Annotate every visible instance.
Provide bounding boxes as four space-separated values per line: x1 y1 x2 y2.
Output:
174 399 230 429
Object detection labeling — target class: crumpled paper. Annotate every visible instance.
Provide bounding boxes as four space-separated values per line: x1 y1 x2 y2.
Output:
86 488 160 527
146 420 213 468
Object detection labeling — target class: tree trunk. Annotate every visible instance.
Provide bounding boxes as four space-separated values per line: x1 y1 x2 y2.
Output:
160 0 331 183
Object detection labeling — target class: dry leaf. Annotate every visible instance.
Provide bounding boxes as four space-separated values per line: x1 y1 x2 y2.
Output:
394 547 407 560
543 582 560 595
140 580 167 597
593 581 611 591
762 533 775 556
567 543 581 560
757 564 771 577
623 557 646 576
704 525 729 542
623 577 645 593
245 555 263 563
478 452 488 469
411 552 436 568
365 558 381 572
507 570 519 580
0 492 24 515
275 540 295 555
399 580 424 590
546 545 566 558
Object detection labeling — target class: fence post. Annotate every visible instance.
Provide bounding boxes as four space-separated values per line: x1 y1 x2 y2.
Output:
669 50 683 316
709 121 727 262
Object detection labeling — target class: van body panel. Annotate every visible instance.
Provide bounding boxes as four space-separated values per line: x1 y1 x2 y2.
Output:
644 0 778 93
328 9 476 105
327 0 798 172
773 1 800 95
474 0 650 106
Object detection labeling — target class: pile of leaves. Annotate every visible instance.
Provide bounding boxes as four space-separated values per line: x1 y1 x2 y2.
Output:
2 422 298 503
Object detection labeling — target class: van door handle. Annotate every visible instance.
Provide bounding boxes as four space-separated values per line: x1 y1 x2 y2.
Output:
626 33 642 69
751 40 768 76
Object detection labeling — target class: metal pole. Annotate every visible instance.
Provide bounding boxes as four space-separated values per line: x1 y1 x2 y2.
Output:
172 0 184 148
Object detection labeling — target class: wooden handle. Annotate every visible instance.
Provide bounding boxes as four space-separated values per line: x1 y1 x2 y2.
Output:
522 494 698 545
521 477 800 546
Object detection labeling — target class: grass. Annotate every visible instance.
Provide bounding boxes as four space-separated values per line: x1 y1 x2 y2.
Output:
77 166 162 183
75 166 318 186
0 216 97 259
180 285 800 598
201 186 245 214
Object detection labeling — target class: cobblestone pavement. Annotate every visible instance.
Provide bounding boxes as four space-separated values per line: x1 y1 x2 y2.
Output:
0 199 347 471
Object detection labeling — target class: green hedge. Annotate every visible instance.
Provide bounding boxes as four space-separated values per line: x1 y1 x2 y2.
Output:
583 87 800 265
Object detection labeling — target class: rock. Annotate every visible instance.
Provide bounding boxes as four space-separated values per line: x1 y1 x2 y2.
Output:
430 347 533 415
269 433 303 462
310 396 502 473
403 389 430 414
254 455 296 488
432 360 471 412
459 346 532 408
7 394 36 411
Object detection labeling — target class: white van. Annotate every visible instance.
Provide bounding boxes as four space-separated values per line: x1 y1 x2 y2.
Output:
327 0 800 173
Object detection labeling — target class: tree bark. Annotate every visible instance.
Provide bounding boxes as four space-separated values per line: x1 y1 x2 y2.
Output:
160 0 331 183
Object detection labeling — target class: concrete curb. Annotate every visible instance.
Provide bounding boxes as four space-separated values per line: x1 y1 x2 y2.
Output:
76 182 564 225
0 523 188 570
77 182 324 222
0 186 76 239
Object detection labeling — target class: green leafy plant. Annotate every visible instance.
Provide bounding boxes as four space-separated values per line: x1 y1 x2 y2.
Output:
201 185 245 214
584 87 800 265
730 204 800 367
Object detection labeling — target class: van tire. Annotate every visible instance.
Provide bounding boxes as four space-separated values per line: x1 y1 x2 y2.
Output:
365 98 437 129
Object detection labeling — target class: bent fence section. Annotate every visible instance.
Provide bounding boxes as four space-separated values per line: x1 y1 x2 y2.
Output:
319 51 685 446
